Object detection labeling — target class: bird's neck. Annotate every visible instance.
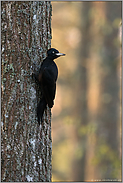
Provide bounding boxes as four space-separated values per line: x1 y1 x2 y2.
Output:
47 56 55 61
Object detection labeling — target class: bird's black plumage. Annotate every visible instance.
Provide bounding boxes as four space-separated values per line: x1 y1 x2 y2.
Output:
33 48 65 124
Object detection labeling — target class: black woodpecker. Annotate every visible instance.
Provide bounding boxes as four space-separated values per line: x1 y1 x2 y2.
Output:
33 48 65 124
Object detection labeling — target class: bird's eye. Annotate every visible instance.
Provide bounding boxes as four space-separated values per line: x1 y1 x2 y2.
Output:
52 51 55 54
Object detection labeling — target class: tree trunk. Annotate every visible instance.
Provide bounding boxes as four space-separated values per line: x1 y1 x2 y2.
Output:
83 2 121 181
71 1 121 181
1 1 52 182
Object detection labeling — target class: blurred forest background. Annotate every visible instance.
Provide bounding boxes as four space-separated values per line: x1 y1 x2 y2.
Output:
51 2 122 182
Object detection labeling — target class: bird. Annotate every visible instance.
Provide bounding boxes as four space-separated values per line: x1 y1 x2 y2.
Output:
32 48 65 124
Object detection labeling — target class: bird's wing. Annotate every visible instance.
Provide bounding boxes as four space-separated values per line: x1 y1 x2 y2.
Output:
42 67 56 108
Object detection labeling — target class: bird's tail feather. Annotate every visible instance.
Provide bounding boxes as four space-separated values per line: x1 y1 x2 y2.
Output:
37 97 47 125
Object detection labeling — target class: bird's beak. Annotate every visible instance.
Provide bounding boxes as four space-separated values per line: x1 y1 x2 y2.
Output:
56 53 66 56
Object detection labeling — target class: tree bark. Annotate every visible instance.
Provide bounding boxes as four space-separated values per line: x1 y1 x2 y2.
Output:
1 1 52 182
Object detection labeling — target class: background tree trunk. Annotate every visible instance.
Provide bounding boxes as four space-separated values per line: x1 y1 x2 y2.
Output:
1 1 52 182
73 2 121 181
